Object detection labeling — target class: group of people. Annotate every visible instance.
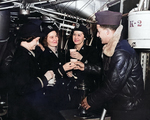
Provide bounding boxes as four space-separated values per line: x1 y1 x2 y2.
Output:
7 10 149 120
8 14 101 119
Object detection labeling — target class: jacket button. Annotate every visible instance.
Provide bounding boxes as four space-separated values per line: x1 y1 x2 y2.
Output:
59 62 61 65
74 86 77 89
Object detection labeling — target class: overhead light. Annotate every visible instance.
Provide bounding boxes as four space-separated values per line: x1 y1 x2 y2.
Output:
20 8 30 15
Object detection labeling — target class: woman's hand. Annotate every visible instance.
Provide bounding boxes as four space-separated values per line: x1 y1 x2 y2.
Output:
44 70 54 81
81 97 91 110
63 62 76 71
37 43 45 51
66 71 73 78
70 51 83 60
47 74 56 86
74 61 85 71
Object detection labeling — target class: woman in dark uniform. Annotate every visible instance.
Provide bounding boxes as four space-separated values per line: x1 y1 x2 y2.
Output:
9 20 65 120
39 25 75 110
66 24 102 109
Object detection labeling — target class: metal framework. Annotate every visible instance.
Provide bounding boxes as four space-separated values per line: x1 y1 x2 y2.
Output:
0 0 124 32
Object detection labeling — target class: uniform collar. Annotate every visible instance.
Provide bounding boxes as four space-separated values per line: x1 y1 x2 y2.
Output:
29 50 35 57
103 25 123 57
20 46 35 57
46 47 58 57
75 44 85 52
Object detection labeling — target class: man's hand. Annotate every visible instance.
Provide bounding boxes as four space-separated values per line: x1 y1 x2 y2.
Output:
81 97 91 110
63 62 76 71
74 61 85 71
70 51 83 60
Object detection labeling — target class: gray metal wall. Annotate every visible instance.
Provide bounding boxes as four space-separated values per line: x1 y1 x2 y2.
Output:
0 7 10 64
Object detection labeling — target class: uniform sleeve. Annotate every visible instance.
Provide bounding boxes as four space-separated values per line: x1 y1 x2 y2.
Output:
39 52 51 75
12 56 48 96
87 50 133 108
84 63 101 75
81 47 101 64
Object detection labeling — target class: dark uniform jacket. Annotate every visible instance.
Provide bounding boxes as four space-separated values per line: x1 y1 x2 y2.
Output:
85 40 144 111
39 47 66 78
39 47 69 110
10 46 65 120
66 44 102 109
67 44 102 91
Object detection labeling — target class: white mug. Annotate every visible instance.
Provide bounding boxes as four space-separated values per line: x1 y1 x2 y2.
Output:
70 58 77 62
70 49 76 53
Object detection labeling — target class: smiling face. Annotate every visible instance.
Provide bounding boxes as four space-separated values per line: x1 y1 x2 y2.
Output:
47 31 58 47
72 31 85 46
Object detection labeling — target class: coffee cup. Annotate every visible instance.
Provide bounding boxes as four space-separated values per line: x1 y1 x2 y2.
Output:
70 49 76 53
70 58 77 62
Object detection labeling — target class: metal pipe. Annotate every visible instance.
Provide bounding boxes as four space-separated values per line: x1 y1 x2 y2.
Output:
34 0 77 7
143 0 149 10
100 109 107 120
107 0 120 8
0 2 21 10
38 11 77 24
30 4 94 23
0 0 18 4
138 0 145 11
120 0 124 13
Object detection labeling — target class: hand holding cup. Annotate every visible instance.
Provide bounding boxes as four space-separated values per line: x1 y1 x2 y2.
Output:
70 49 83 60
63 62 76 71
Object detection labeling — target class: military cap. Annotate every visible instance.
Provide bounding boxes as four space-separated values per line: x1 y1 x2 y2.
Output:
73 24 88 38
42 25 58 36
95 10 122 26
19 19 44 39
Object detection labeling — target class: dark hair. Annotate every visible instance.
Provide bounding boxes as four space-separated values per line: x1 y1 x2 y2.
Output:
43 36 48 46
100 25 119 31
20 36 37 42
16 36 37 46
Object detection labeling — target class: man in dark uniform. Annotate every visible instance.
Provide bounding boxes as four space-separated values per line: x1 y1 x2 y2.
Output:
75 10 149 120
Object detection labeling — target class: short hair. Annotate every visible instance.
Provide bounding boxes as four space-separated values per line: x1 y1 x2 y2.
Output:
100 25 119 31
